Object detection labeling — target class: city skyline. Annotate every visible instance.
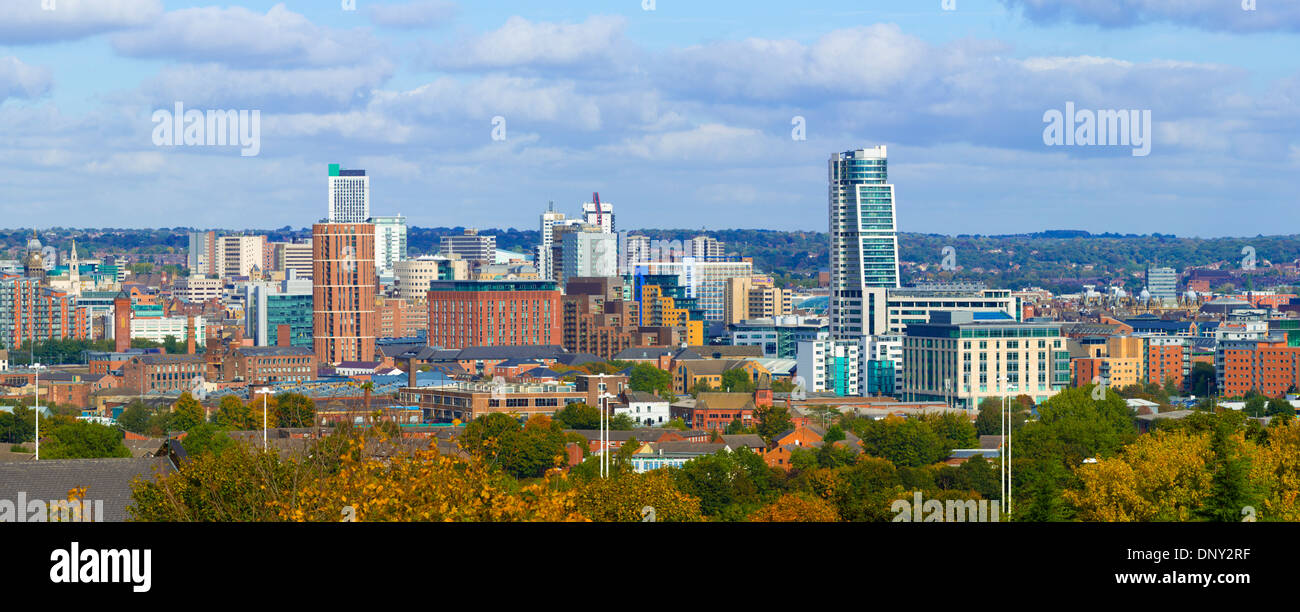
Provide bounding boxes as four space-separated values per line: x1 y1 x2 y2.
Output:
1 1 1297 236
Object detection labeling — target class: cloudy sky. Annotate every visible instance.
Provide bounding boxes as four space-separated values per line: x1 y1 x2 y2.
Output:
1 0 1297 236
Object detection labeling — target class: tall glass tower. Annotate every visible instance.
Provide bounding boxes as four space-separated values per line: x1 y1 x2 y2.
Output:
829 147 900 339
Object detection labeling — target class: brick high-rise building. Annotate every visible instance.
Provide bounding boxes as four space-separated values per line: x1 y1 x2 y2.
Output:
427 280 560 349
313 223 377 365
0 275 80 350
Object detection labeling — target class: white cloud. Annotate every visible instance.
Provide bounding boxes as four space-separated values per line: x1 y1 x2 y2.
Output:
369 0 458 29
428 15 629 71
1002 0 1300 32
0 56 53 100
111 4 382 68
0 0 162 44
137 61 395 110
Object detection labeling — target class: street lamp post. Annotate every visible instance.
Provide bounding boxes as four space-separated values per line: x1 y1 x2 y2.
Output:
254 387 273 451
34 363 41 461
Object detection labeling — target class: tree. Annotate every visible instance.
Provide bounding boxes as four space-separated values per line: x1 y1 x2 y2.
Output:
460 413 568 480
748 492 839 522
663 417 688 430
855 416 948 468
553 404 601 430
171 392 205 432
1064 430 1215 521
920 411 978 450
1251 419 1300 521
572 470 703 522
276 393 316 428
1196 420 1260 522
975 397 1027 436
689 380 713 398
41 422 131 459
609 413 636 430
628 363 672 395
1187 362 1215 397
0 406 36 444
823 424 846 444
1245 395 1268 418
214 395 252 430
1266 397 1295 418
720 369 755 393
754 404 793 446
178 423 234 457
116 402 152 434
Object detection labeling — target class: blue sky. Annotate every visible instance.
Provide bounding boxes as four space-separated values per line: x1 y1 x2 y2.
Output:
1 0 1297 236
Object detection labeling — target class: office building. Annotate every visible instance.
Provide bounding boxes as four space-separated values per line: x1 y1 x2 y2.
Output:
901 311 1069 409
371 215 408 277
328 164 370 223
246 276 313 348
796 339 861 396
620 234 651 275
829 146 900 339
312 222 377 364
1146 266 1178 303
562 228 618 280
426 280 561 349
394 255 467 303
730 316 828 359
271 241 313 280
187 231 217 276
724 275 791 325
440 229 496 263
582 194 614 233
217 235 265 279
689 236 726 261
376 296 428 339
630 259 753 322
860 284 1021 336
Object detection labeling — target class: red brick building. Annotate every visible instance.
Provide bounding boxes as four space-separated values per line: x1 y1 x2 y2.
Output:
1220 340 1300 398
376 296 428 339
229 346 317 385
426 280 560 349
313 223 377 365
121 354 208 394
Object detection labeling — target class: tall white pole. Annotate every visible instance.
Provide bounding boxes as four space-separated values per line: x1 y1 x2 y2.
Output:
263 391 268 451
34 365 40 461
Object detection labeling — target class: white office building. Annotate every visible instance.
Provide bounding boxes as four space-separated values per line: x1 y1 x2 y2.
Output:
582 195 614 233
563 230 618 279
829 147 900 340
796 339 862 396
371 215 408 277
328 164 370 223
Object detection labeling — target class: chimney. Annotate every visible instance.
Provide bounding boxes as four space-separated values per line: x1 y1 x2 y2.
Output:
276 324 291 347
408 357 418 388
186 315 196 355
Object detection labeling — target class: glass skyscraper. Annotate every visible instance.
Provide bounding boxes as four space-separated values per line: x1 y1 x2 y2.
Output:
829 147 900 339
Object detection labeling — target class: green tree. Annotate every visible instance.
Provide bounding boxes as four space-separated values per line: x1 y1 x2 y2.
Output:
1244 395 1268 418
0 406 36 444
754 404 793 446
1196 421 1260 522
628 363 673 395
663 417 688 430
855 417 948 468
214 395 251 430
171 392 205 432
823 424 846 444
276 393 316 428
720 369 755 393
41 421 131 459
609 413 636 430
1266 397 1295 418
690 380 713 398
1187 362 1216 397
553 403 601 430
178 423 235 457
921 411 978 450
116 402 152 434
